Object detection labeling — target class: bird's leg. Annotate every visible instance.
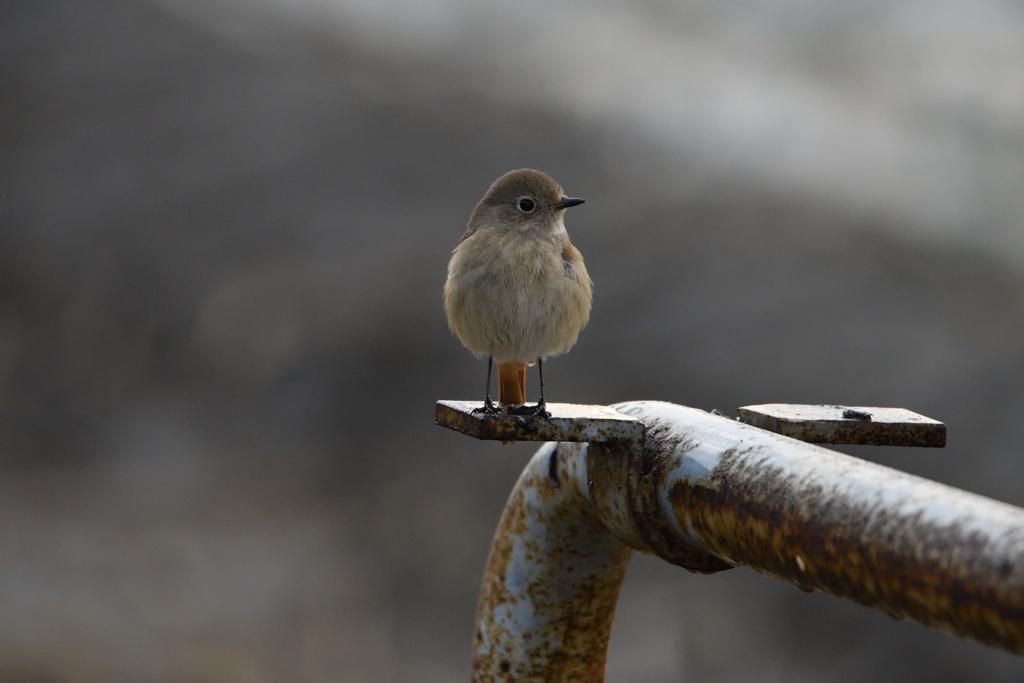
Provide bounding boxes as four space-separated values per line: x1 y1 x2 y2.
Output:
472 356 501 415
534 357 550 419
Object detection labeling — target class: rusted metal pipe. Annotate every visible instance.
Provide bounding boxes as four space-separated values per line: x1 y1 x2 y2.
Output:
472 441 633 681
472 401 1024 681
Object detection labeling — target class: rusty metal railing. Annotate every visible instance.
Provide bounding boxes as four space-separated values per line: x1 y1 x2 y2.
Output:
437 400 1024 681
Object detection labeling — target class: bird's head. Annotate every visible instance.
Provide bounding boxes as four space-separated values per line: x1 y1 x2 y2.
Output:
469 169 585 236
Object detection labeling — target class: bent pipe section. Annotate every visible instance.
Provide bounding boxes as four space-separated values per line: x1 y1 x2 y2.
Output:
472 401 1024 681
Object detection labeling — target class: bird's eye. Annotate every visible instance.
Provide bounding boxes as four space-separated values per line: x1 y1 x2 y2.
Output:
518 198 536 213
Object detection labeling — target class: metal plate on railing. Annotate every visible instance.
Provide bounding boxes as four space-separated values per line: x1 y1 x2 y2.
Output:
436 400 645 445
737 404 946 447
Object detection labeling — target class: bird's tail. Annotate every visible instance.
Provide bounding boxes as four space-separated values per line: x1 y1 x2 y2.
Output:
497 362 526 406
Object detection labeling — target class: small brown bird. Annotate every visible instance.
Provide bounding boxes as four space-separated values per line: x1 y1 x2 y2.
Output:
444 169 592 416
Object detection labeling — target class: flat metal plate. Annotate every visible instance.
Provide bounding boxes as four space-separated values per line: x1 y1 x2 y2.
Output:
737 404 946 447
436 401 645 445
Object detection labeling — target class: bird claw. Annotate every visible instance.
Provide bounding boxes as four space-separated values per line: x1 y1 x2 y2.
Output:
473 398 550 425
505 402 551 421
472 398 502 416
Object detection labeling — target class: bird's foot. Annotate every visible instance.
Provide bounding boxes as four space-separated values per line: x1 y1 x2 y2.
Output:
472 398 502 416
505 401 551 421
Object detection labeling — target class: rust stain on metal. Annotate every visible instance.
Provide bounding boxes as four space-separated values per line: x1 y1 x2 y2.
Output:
585 439 654 554
615 417 733 574
738 404 946 447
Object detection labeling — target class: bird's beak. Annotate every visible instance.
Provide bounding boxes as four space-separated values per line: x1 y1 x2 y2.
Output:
552 197 585 210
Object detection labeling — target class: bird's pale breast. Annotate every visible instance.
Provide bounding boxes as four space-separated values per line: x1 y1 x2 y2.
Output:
444 229 592 364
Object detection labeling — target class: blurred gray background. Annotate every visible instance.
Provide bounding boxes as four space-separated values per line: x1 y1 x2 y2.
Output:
4 0 1024 680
